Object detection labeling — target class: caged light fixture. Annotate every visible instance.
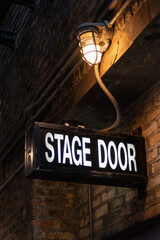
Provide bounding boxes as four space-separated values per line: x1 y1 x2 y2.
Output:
77 21 113 66
77 21 121 131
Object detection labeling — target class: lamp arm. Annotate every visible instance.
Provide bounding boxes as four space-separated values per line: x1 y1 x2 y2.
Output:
94 64 121 131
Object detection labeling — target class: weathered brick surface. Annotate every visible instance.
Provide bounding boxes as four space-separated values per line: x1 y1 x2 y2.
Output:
0 143 33 240
76 82 160 239
0 0 160 239
32 180 78 240
0 1 107 239
0 0 105 147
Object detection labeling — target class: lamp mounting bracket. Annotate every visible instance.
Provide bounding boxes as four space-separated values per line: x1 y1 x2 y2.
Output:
77 21 113 52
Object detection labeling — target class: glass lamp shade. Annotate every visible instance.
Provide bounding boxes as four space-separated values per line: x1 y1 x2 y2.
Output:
78 29 102 65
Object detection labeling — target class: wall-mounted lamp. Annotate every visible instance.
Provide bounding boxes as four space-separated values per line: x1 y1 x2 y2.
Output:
77 21 113 66
77 21 121 131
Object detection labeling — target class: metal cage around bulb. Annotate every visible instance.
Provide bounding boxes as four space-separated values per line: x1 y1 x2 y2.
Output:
77 27 103 66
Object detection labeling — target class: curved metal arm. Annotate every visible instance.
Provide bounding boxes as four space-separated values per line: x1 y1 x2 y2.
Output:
94 64 121 131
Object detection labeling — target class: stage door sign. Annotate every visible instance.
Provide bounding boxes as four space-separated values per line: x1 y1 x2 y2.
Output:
25 122 147 188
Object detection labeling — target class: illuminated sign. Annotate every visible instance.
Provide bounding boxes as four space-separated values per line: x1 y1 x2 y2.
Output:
25 122 147 188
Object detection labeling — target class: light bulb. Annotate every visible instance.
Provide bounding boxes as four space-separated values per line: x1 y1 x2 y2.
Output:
82 44 102 65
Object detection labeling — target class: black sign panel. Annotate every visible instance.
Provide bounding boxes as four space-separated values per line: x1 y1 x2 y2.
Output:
25 122 147 188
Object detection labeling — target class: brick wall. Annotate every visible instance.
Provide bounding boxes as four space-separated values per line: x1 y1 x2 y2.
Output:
32 180 78 240
0 1 108 239
0 140 33 240
76 82 160 240
0 0 104 147
2 79 160 240
0 0 160 240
